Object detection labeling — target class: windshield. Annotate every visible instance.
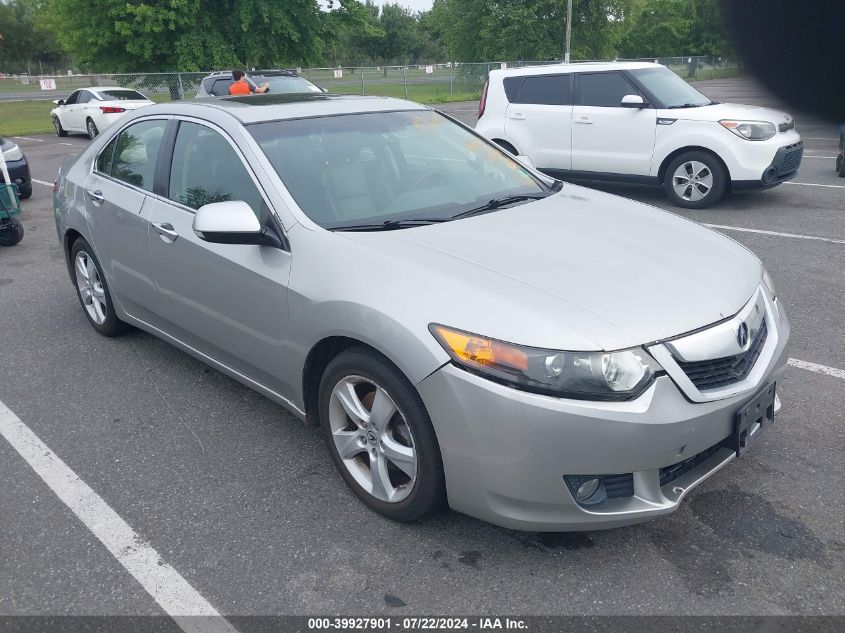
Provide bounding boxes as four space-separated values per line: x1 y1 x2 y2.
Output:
252 75 322 94
629 67 712 108
249 110 547 229
98 89 148 101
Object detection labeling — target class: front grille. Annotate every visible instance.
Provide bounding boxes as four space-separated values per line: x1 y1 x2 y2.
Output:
675 319 768 391
660 444 721 487
778 120 794 133
775 141 803 176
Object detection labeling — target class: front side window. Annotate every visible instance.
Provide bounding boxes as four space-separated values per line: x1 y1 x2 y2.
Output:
250 110 547 229
578 72 638 107
64 91 79 106
628 67 712 108
168 121 263 215
109 120 168 191
511 75 572 106
96 137 118 174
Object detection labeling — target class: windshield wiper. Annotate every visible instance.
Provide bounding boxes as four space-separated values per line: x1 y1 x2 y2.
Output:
451 193 551 220
667 102 708 109
330 218 446 232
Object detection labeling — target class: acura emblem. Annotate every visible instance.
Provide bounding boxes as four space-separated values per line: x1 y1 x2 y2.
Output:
737 322 749 349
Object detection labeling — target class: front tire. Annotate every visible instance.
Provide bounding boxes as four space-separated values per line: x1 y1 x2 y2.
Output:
86 118 99 140
0 217 24 246
53 116 68 137
70 238 129 337
664 151 727 209
318 347 445 522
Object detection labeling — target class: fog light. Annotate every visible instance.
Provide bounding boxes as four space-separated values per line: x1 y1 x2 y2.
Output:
576 478 600 501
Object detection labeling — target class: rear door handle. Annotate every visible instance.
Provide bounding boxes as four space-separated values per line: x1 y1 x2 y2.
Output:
507 112 526 120
86 189 104 205
151 222 178 242
575 116 594 124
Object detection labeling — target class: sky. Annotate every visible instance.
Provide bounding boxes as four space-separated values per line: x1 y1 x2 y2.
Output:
370 0 434 13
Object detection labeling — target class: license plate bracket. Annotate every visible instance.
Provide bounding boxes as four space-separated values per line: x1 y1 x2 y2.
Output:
732 383 776 457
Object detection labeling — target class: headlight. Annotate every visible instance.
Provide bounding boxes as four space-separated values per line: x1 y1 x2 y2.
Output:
762 268 777 300
719 120 776 141
430 324 661 401
1 143 24 162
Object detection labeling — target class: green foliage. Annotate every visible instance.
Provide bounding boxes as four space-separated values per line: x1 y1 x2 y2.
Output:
0 0 64 71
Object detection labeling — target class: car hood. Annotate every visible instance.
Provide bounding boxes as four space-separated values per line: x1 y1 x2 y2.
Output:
665 102 793 127
340 185 761 351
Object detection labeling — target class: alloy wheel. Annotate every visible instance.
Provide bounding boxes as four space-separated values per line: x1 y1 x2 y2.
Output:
672 160 713 202
87 120 97 139
74 251 107 324
328 375 417 503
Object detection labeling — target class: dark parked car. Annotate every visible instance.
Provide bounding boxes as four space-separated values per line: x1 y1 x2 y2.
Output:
195 70 323 98
0 137 32 199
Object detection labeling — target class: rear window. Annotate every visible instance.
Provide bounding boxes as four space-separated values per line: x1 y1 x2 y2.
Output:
507 75 572 106
252 75 322 94
98 90 147 101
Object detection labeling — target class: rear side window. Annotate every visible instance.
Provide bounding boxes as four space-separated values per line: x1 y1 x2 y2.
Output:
509 75 572 105
109 120 168 191
211 78 234 96
78 91 94 104
578 72 638 107
168 121 262 215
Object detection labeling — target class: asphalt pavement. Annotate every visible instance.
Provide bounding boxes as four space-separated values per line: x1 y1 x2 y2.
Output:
0 77 843 622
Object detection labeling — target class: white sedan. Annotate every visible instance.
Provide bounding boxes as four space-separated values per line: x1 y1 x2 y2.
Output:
50 87 154 140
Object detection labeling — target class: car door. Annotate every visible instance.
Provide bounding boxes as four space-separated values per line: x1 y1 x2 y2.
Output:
571 71 657 176
146 119 292 394
503 74 573 170
59 90 82 131
83 118 171 320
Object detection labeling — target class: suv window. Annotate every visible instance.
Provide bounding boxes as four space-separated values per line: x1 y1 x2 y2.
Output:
211 78 235 96
109 120 168 191
578 72 637 107
168 121 262 215
508 75 571 106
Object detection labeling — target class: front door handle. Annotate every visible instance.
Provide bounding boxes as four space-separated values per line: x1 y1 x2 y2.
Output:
152 222 178 242
507 112 526 120
574 116 594 124
87 189 104 205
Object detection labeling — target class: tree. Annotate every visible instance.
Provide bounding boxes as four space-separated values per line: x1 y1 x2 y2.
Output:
618 0 691 58
0 0 64 72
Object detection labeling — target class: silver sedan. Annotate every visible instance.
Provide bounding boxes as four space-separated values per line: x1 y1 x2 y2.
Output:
54 94 790 531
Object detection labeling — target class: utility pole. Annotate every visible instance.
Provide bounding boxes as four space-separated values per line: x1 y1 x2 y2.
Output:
564 0 573 63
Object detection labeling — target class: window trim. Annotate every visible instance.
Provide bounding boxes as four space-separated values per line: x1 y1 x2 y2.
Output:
574 71 648 108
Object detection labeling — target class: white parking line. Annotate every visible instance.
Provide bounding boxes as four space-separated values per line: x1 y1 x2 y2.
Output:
784 181 845 189
802 137 840 141
802 155 836 159
32 178 53 187
788 359 845 380
0 400 239 633
702 224 845 245
59 142 82 147
12 136 44 142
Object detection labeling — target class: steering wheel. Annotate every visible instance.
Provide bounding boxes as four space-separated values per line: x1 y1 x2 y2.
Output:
409 171 444 191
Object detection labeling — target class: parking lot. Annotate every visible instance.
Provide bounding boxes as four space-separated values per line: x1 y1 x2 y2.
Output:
0 77 843 622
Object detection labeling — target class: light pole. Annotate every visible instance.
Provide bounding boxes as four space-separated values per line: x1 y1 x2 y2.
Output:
564 0 573 62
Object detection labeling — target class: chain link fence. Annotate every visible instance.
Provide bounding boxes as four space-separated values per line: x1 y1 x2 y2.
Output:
0 56 741 104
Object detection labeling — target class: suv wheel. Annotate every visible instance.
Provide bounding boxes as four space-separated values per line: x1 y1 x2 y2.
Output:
664 151 727 209
318 347 445 522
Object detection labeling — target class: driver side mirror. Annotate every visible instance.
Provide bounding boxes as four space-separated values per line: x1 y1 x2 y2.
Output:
621 94 646 108
193 201 281 248
53 99 65 106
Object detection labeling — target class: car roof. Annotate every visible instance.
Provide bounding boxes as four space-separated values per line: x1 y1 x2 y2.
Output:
69 87 143 94
138 93 428 124
491 61 661 78
204 69 299 78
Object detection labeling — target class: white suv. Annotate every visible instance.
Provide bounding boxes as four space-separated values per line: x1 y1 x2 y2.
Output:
475 62 803 208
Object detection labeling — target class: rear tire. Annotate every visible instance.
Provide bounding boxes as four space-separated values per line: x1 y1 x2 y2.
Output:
0 217 24 246
318 346 445 523
664 151 727 209
53 116 68 137
70 238 129 337
18 184 32 200
86 118 99 140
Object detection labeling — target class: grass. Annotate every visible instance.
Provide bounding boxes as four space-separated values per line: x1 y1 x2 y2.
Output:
0 100 56 136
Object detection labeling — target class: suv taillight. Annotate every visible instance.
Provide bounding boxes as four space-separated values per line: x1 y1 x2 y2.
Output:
478 80 489 119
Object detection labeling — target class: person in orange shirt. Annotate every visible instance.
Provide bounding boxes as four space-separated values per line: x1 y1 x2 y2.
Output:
228 70 269 95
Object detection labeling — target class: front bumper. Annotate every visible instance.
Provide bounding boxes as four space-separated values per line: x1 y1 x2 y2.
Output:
733 140 804 190
417 296 790 531
1 158 31 195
